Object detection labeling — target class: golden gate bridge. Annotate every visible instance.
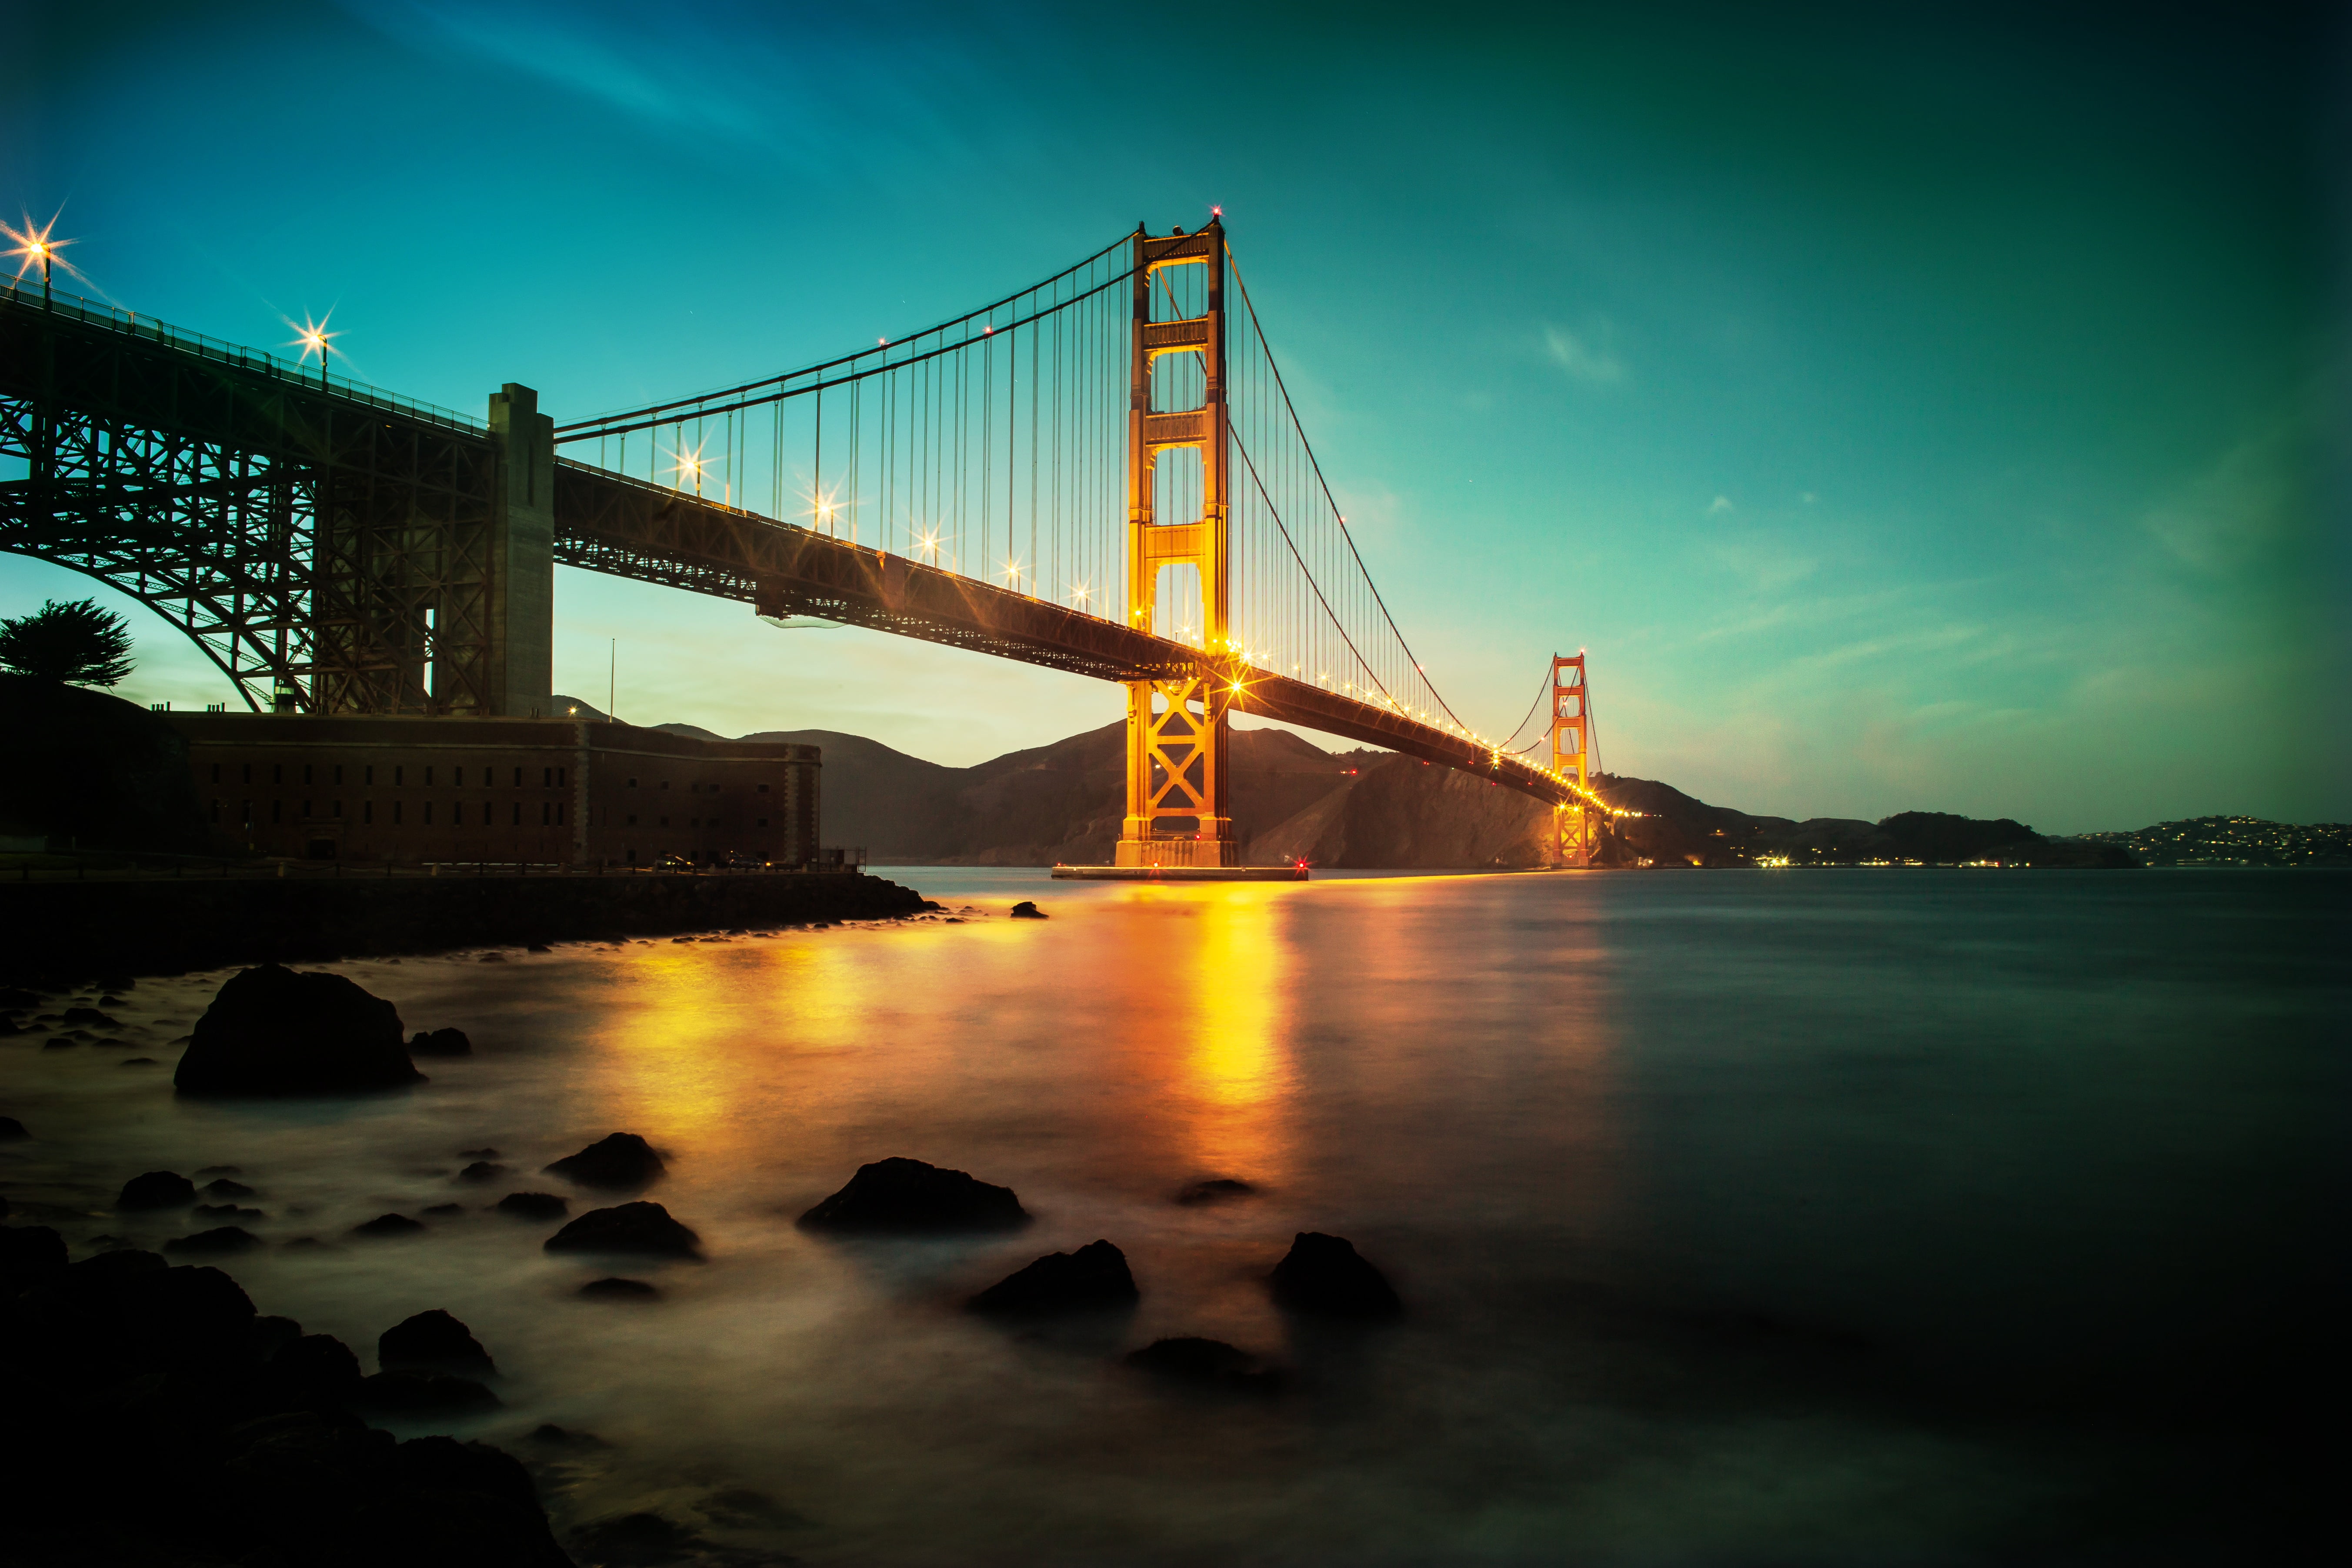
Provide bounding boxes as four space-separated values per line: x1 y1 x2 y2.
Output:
0 217 1612 868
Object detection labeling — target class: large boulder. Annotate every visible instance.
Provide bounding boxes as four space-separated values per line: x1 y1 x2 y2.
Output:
797 1157 1029 1234
968 1240 1138 1315
0 1223 67 1284
120 1264 259 1371
542 1133 664 1191
379 1310 496 1378
118 1170 197 1210
354 1371 500 1415
0 1115 28 1140
544 1201 702 1258
266 1332 364 1408
1269 1231 1401 1318
1123 1336 1283 1394
408 1028 473 1057
175 965 421 1096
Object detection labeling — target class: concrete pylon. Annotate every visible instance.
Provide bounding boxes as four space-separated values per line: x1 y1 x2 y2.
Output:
487 382 555 717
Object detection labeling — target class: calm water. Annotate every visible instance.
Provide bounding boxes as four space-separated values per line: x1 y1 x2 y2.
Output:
3 870 2342 1565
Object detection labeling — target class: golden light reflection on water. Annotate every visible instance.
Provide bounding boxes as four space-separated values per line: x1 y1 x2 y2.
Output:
1151 885 1296 1186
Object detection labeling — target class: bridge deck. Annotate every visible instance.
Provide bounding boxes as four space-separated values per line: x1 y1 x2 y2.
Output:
551 460 1576 809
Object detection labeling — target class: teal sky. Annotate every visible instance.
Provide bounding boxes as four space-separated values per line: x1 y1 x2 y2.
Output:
8 2 2344 831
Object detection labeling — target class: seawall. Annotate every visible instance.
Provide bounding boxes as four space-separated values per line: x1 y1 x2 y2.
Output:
0 871 929 984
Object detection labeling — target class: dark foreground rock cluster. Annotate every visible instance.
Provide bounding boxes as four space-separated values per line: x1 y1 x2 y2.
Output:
0 1233 569 1567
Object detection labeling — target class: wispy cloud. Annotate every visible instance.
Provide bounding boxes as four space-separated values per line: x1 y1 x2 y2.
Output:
1542 324 1624 384
1706 494 1733 514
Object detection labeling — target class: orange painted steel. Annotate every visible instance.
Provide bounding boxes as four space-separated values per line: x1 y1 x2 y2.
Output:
546 456 1580 812
1550 653 1594 865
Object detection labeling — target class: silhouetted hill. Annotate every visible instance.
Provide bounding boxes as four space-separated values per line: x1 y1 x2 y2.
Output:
549 696 2140 868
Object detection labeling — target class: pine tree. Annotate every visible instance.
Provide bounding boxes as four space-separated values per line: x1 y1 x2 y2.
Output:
0 598 137 686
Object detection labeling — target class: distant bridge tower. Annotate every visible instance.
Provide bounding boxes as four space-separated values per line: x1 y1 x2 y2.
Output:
1117 218 1239 868
1551 652 1595 866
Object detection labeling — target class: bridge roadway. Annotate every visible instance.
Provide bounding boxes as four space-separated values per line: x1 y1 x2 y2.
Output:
0 280 1575 811
553 458 1575 807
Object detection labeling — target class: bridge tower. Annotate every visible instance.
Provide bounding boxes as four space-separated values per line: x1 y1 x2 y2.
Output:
1551 652 1595 866
1117 219 1240 868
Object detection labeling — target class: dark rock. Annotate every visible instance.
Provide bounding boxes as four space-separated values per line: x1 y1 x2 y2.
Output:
797 1156 1029 1234
174 963 421 1095
269 1332 364 1406
351 1213 425 1238
166 1225 262 1256
0 1115 27 1140
1175 1177 1258 1206
458 1147 500 1159
0 986 39 1008
195 1164 243 1176
544 1201 702 1258
527 1422 606 1447
354 1369 500 1414
495 1191 568 1221
1010 900 1047 919
193 1203 265 1221
1124 1336 1283 1393
0 1194 8 1219
526 943 551 953
82 1233 135 1251
204 1177 258 1198
62 1006 120 1027
118 1170 197 1210
41 1038 76 1049
422 1202 464 1217
577 1276 661 1301
379 1308 497 1377
119 1056 158 1066
457 1161 508 1184
100 994 128 1006
543 1132 665 1191
968 1240 1138 1315
1 1223 68 1279
409 1027 473 1057
249 1313 303 1360
122 1263 257 1370
281 1235 334 1250
1269 1231 1401 1318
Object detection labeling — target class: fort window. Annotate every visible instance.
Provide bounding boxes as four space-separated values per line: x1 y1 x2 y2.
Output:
272 764 283 785
302 801 312 818
333 765 343 786
660 781 670 790
241 764 251 785
271 801 283 824
210 764 220 784
540 802 550 825
394 802 403 824
557 767 566 786
542 767 552 787
556 804 564 825
242 802 251 824
332 801 342 819
424 766 434 786
303 764 313 786
757 783 770 793
364 801 373 824
210 800 220 822
394 766 404 786
512 803 522 826
757 817 769 828
659 816 670 827
627 777 637 788
514 766 524 787
454 766 465 787
626 814 637 827
364 765 374 785
424 802 434 824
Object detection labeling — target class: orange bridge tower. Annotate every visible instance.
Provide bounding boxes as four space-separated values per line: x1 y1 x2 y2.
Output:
1117 218 1239 868
1551 652 1595 866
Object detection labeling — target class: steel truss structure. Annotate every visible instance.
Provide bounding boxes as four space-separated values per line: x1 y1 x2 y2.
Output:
0 284 497 714
1 278 1585 814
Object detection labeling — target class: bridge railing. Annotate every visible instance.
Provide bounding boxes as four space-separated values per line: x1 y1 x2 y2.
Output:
0 277 486 437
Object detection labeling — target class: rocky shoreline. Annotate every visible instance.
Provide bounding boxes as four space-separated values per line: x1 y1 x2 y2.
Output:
0 871 930 988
